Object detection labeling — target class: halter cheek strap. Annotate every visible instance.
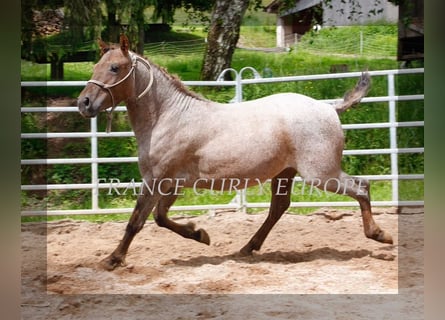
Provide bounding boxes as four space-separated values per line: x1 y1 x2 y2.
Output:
87 80 115 107
87 53 153 133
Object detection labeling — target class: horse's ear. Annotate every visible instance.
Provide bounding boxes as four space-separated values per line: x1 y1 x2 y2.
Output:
98 38 109 56
120 34 130 55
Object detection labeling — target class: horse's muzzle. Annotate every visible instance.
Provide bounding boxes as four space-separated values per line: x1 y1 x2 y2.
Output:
78 96 98 118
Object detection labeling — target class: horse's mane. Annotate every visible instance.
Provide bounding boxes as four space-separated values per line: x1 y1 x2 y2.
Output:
155 64 207 102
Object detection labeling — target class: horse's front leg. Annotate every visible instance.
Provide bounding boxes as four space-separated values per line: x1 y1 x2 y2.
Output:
100 191 161 271
154 188 210 245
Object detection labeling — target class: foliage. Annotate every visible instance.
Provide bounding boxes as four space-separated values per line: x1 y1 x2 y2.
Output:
151 0 213 24
22 0 102 61
63 0 102 44
22 0 217 59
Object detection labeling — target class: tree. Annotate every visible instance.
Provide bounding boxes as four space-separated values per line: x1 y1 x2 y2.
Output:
200 0 250 81
104 0 122 43
113 0 213 54
21 0 63 59
124 0 152 55
150 0 212 24
151 0 181 24
21 0 213 60
64 0 102 46
21 0 102 60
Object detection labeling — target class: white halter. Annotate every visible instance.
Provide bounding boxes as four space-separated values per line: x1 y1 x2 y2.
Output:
87 53 154 132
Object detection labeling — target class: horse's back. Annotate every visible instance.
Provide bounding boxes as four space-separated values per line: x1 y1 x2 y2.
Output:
192 92 344 180
234 92 342 133
242 92 345 174
237 92 337 118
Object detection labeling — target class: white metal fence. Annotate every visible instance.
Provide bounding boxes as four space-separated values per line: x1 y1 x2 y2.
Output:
21 68 424 216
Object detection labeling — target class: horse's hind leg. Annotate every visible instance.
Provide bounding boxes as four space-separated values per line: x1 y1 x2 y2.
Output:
240 167 297 255
153 189 210 245
323 171 393 244
100 191 161 270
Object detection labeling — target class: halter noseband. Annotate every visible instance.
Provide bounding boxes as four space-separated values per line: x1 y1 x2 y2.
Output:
87 53 154 133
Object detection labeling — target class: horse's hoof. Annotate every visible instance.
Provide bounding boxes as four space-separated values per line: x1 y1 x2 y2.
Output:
239 245 254 257
100 255 123 271
197 228 210 245
377 230 393 244
371 230 393 245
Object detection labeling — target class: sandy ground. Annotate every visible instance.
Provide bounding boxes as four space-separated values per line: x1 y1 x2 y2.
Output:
21 207 423 319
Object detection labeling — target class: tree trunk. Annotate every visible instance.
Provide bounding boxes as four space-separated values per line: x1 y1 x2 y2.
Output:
137 24 145 55
21 0 35 60
128 3 146 55
201 0 250 81
107 12 120 42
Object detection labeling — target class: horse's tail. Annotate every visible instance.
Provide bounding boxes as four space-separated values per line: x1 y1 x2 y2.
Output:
334 72 371 114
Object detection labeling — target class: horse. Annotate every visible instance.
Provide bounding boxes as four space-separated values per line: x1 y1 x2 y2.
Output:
78 34 393 271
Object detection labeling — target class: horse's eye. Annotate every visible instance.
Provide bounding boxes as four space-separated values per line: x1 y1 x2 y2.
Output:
110 64 119 73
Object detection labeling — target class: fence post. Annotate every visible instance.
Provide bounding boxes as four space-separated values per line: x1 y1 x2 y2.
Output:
387 73 399 205
239 67 261 102
90 117 99 210
238 67 261 213
216 68 244 211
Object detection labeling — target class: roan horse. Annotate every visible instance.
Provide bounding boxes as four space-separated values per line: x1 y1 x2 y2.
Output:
78 35 393 271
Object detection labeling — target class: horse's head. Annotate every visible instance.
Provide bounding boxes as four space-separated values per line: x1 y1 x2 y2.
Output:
78 34 136 118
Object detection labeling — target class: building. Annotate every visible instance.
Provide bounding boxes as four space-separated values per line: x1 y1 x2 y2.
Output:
397 0 423 61
265 0 398 48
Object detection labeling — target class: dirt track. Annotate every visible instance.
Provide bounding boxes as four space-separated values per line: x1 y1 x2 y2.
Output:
21 207 423 319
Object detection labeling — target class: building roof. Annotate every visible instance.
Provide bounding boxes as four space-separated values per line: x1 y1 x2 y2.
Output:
264 0 280 13
265 0 323 14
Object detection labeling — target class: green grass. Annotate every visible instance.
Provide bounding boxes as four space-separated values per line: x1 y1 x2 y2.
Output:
238 25 277 48
296 25 398 58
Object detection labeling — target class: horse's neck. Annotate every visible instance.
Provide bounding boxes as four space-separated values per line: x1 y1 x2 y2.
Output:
126 61 207 139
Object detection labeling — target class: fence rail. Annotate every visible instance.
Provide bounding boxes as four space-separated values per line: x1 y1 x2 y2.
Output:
21 68 424 216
